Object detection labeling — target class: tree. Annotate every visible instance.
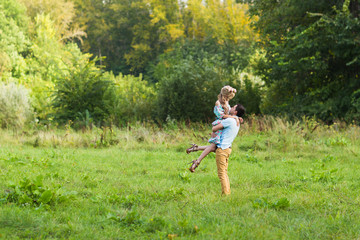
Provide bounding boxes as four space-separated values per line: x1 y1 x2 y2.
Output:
23 13 88 120
0 0 29 79
18 0 86 42
245 0 360 122
124 0 185 75
71 0 258 77
186 0 258 46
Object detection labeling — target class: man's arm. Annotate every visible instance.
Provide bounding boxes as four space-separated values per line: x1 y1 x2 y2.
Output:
213 118 236 132
212 123 224 132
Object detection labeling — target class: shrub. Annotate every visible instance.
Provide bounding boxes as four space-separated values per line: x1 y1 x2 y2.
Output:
105 72 156 125
155 56 226 121
0 82 32 129
52 58 115 126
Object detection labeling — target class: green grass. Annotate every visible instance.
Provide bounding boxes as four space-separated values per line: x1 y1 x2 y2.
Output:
1 119 360 239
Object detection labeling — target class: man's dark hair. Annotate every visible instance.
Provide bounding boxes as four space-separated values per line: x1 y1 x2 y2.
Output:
235 104 245 118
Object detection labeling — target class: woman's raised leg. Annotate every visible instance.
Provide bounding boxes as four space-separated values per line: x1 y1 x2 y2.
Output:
189 143 217 172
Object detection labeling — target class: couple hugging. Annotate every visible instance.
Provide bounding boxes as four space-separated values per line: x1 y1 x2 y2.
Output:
185 85 245 195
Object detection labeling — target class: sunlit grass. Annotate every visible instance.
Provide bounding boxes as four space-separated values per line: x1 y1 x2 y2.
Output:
1 117 360 239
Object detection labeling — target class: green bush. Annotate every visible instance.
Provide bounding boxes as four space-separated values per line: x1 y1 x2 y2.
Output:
52 58 115 126
155 57 224 121
0 82 32 129
106 72 156 125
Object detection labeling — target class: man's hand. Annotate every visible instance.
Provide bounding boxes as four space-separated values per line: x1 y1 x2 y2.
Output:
235 117 240 126
239 117 244 124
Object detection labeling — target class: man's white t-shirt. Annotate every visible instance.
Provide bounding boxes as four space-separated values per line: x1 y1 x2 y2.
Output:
216 118 240 150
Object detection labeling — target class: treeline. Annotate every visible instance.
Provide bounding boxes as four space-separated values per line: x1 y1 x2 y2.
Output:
0 0 359 129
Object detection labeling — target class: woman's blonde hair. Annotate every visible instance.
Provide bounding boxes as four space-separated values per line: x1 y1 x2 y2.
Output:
217 85 236 115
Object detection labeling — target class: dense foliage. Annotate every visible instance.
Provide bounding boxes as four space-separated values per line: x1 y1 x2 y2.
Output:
52 58 114 125
243 0 360 122
72 0 257 77
0 0 259 128
0 0 359 128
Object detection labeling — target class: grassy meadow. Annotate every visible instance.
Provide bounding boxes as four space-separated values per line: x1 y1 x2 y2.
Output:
1 117 360 239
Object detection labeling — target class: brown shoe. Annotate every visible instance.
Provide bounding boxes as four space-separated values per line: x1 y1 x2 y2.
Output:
189 160 200 172
186 144 198 154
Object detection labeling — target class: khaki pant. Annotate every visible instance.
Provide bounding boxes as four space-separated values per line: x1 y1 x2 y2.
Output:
215 148 232 195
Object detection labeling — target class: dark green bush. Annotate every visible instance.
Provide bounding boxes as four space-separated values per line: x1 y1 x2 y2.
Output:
52 58 115 126
156 57 228 121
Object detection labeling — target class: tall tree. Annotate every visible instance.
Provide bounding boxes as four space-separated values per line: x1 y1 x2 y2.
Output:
72 0 156 75
124 0 185 75
18 0 86 42
0 0 29 78
186 0 258 45
245 0 360 122
72 0 113 65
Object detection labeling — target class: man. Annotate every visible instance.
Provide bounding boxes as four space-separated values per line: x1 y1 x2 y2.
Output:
211 104 245 195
